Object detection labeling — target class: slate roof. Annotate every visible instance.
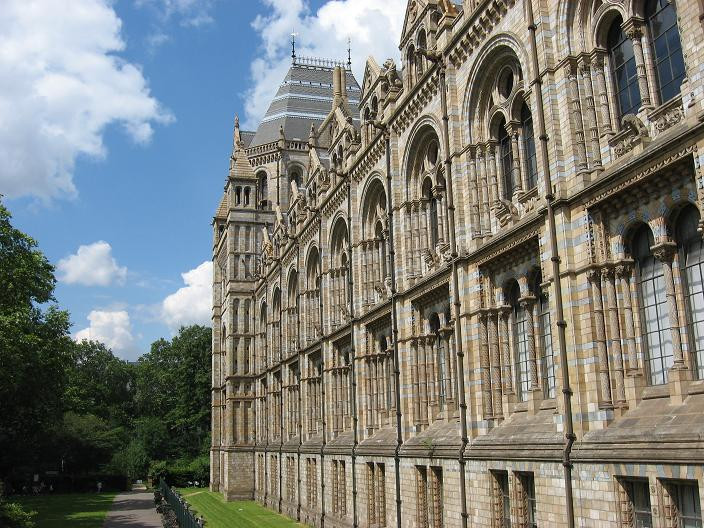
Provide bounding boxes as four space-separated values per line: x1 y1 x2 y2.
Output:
251 60 361 147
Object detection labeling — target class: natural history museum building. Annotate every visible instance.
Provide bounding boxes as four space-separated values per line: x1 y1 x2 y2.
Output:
211 0 704 526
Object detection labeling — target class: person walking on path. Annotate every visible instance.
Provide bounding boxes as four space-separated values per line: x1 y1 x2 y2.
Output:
103 489 162 528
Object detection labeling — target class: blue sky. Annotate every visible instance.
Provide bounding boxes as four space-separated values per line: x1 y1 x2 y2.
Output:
1 0 404 360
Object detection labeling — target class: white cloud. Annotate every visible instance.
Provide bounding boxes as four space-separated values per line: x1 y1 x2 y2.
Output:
161 261 212 330
0 0 173 202
57 241 127 286
136 0 217 27
243 0 406 129
75 310 135 354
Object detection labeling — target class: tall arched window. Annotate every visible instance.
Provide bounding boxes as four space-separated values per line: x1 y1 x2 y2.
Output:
429 312 448 405
533 273 555 398
632 225 673 385
677 205 704 379
521 103 538 190
497 118 514 200
407 45 416 86
417 30 427 77
511 281 530 401
423 177 439 247
257 171 268 210
608 16 642 118
646 0 685 103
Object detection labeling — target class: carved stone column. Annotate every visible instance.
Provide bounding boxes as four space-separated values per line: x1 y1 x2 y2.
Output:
602 266 626 404
520 295 539 391
499 307 514 395
488 141 500 205
468 146 481 238
479 311 493 418
579 58 603 169
652 241 686 369
626 22 653 110
588 267 613 407
478 145 490 233
616 263 638 372
508 123 523 195
591 52 614 136
567 61 589 172
488 310 503 417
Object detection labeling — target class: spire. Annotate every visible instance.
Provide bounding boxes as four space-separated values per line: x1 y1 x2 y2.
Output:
232 114 242 150
347 37 352 69
291 32 297 64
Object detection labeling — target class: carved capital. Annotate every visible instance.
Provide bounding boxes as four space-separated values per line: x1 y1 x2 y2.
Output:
519 295 537 309
615 261 634 279
651 241 678 263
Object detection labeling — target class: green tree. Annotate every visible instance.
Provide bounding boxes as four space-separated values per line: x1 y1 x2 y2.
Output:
135 325 211 459
0 199 75 476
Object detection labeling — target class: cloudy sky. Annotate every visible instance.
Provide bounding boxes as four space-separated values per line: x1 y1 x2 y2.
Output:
1 0 405 360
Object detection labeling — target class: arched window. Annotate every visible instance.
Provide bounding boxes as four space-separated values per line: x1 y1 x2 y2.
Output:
510 281 530 401
407 45 416 86
244 187 250 206
290 169 301 187
235 186 242 205
423 177 439 247
608 15 641 118
632 225 673 385
417 30 427 77
257 171 268 210
497 118 514 200
677 205 704 379
521 103 538 190
646 0 685 104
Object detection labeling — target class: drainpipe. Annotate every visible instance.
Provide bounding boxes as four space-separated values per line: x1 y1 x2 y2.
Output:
318 222 327 528
525 1 576 525
263 285 269 507
278 271 284 514
371 120 403 528
416 48 469 528
345 171 360 528
296 241 302 522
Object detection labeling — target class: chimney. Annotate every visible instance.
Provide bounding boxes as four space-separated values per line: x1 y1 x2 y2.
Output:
340 68 348 102
333 66 342 105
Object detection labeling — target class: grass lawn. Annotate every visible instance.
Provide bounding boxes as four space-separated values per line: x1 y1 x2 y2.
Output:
11 492 117 528
177 488 305 528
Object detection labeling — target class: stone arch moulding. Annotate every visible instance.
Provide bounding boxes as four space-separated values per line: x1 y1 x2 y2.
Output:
401 115 443 199
462 33 530 146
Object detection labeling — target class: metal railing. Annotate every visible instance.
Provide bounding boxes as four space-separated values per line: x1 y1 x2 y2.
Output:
158 478 206 528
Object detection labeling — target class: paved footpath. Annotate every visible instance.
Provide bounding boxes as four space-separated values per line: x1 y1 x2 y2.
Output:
103 488 162 528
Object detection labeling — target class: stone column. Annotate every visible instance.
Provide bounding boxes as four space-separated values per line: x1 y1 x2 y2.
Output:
652 242 686 369
588 268 613 407
488 310 503 418
567 62 589 172
579 58 603 169
603 266 626 404
521 296 539 391
616 263 638 371
479 311 493 418
478 146 490 233
499 307 514 395
591 52 614 136
468 146 481 238
509 125 523 195
626 22 653 110
488 142 500 204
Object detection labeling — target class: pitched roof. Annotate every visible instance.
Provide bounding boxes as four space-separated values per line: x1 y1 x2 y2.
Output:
251 59 361 146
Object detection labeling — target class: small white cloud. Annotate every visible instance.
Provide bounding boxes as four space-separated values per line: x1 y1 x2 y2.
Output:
57 241 127 286
75 310 135 353
243 0 406 129
0 0 172 202
161 261 212 330
136 0 216 27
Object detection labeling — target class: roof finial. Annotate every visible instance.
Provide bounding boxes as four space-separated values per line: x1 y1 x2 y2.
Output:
233 114 242 149
291 31 298 64
347 37 352 69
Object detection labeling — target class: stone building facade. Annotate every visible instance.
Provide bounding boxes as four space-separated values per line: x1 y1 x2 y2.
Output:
211 1 704 526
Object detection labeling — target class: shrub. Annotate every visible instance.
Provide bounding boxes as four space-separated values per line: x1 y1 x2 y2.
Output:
0 498 36 528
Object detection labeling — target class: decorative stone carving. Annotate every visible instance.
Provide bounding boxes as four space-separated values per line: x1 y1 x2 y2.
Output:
382 59 403 90
654 103 684 135
493 199 519 227
612 115 651 158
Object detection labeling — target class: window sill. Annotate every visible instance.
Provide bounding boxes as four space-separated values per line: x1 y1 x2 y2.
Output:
640 384 670 400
